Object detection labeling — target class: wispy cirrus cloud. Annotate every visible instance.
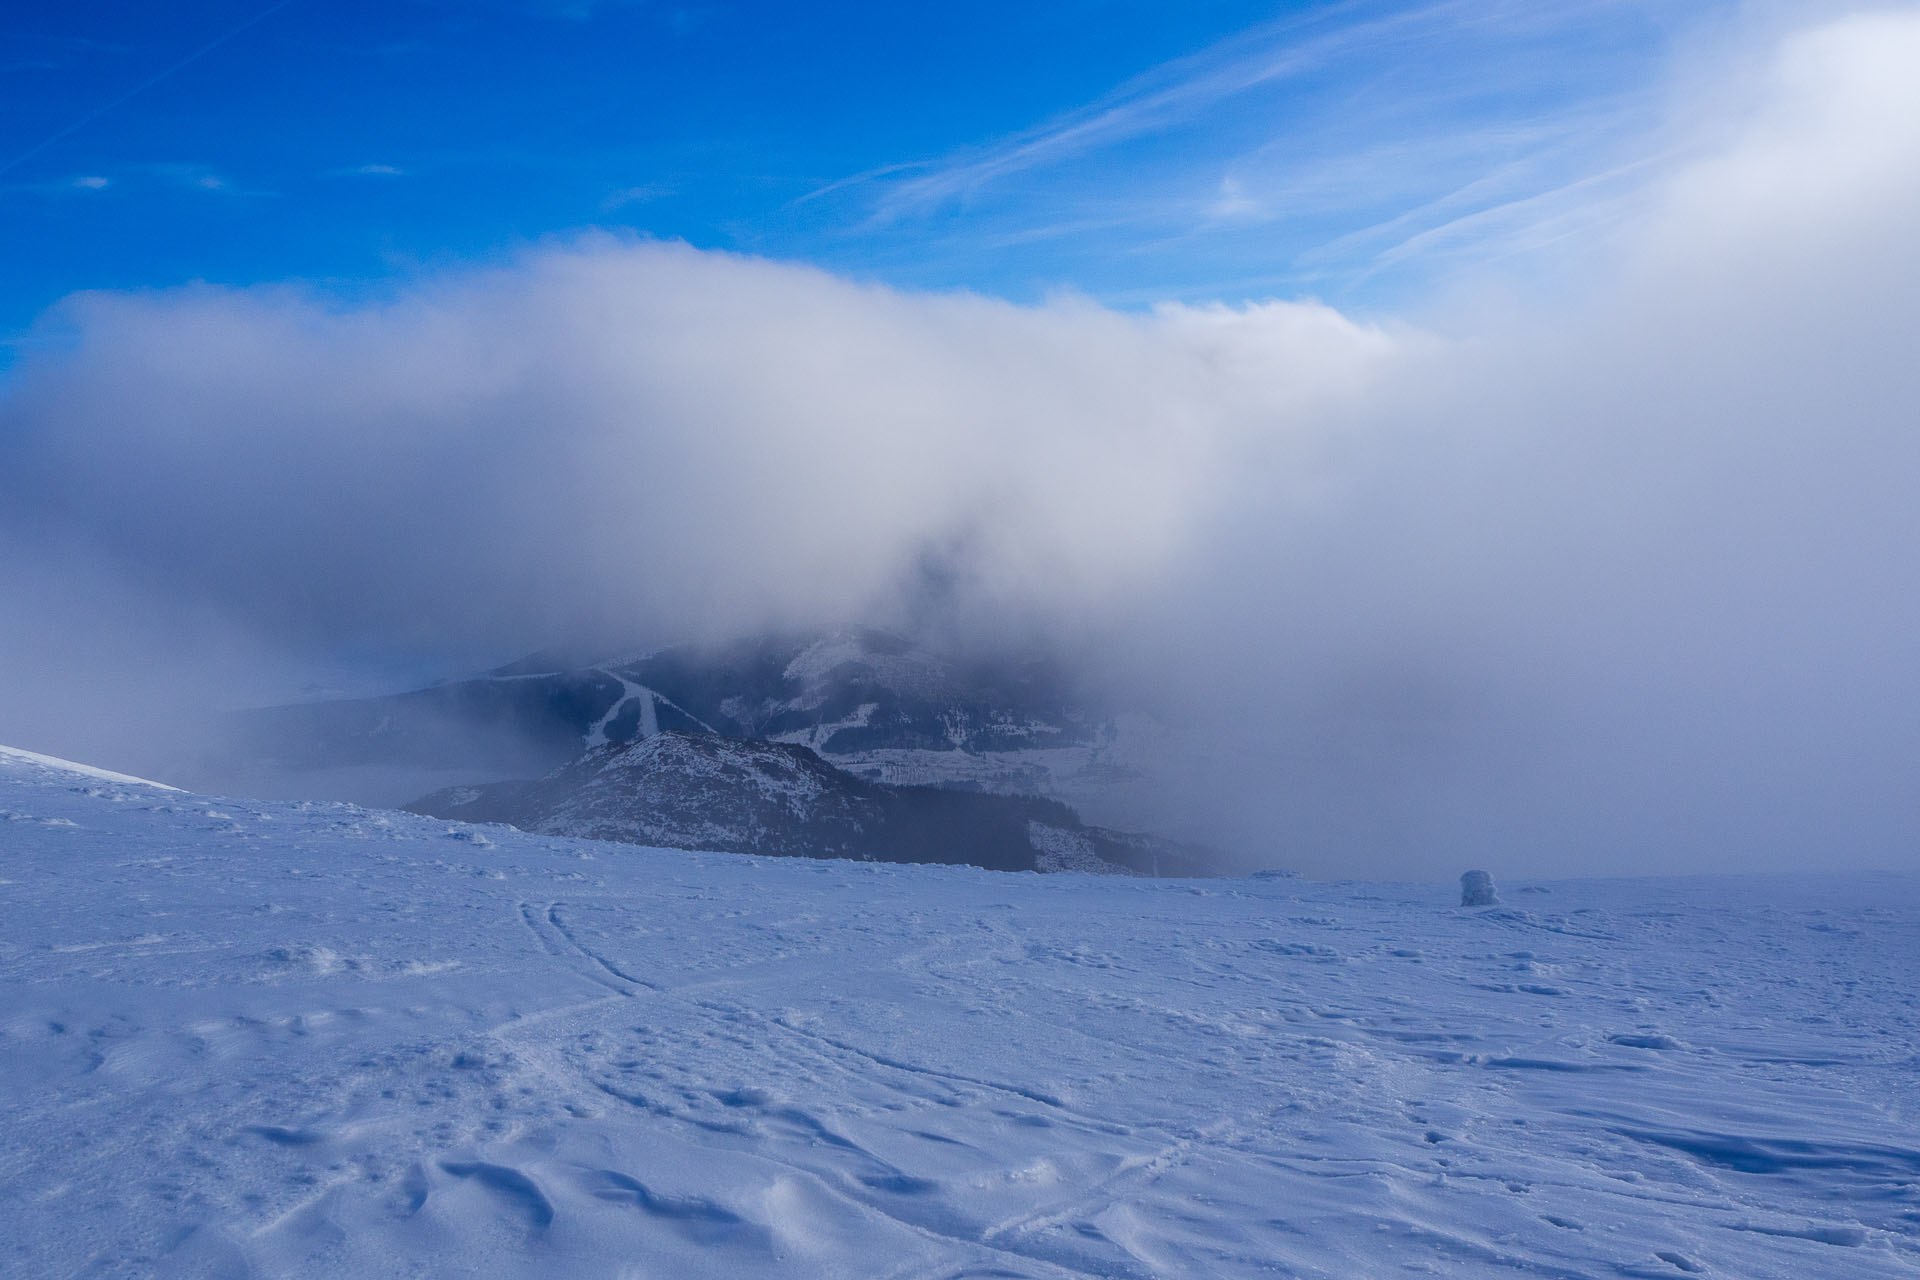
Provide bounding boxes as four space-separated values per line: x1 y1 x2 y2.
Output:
137 162 270 195
0 1 298 181
1 173 115 196
858 0 1458 222
7 164 263 197
815 0 1753 304
602 182 673 211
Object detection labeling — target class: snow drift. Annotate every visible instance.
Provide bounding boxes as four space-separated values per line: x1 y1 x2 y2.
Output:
3 745 1914 1277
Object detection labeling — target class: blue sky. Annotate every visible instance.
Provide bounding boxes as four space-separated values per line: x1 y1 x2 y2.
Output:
4 0 1731 357
7 2 1920 872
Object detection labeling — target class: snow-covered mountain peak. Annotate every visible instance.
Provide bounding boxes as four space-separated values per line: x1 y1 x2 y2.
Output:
580 730 837 809
779 629 953 708
409 729 1194 874
214 628 1163 829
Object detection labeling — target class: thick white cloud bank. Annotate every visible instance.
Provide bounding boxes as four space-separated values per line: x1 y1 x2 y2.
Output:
0 248 1392 655
3 8 1918 877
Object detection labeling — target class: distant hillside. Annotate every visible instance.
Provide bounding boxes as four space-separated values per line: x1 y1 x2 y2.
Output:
219 630 1175 829
407 730 1205 876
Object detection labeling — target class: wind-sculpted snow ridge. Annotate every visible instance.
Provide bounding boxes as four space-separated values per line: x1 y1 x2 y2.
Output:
3 748 1917 1278
406 730 1193 875
0 742 180 790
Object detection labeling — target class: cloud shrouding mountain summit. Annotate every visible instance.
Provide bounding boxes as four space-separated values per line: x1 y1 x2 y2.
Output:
0 244 1394 657
3 9 1918 877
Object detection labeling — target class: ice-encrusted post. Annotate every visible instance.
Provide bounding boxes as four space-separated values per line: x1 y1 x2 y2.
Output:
1460 869 1498 907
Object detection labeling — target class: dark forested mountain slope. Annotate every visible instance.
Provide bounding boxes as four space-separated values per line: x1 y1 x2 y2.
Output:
407 730 1201 875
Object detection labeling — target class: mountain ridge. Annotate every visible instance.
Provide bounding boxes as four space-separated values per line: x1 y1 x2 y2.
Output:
407 729 1201 875
216 629 1174 831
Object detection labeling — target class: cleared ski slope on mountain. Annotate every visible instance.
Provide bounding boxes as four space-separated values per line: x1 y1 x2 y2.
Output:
2 747 1914 1278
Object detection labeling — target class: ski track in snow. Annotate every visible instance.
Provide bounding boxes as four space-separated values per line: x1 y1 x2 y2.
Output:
1 748 1916 1278
583 670 660 750
581 668 718 751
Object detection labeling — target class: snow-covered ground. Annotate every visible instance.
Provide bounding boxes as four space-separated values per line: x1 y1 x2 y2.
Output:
2 748 1915 1278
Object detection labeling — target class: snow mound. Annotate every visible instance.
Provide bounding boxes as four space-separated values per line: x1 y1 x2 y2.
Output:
1461 868 1499 906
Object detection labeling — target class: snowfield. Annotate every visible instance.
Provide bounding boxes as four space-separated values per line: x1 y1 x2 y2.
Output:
2 748 1915 1278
